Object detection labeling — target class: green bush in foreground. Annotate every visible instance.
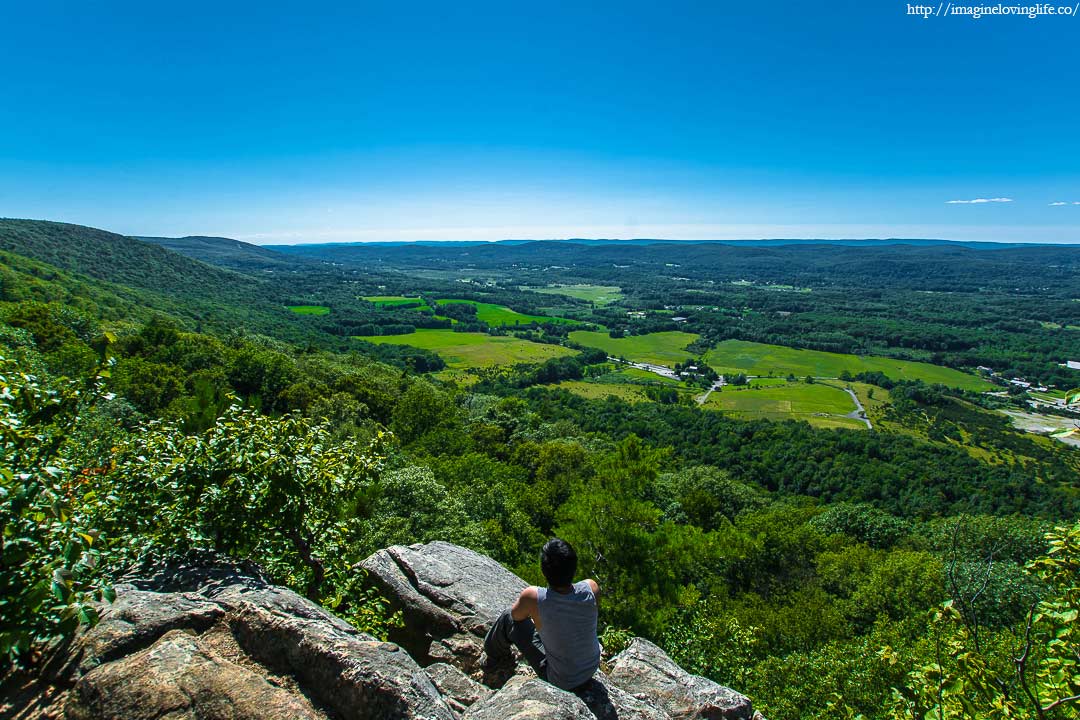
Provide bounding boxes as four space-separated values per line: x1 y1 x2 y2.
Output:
0 359 112 662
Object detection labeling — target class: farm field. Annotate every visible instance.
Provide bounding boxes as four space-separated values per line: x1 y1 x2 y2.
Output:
531 284 623 304
354 328 575 368
555 381 651 402
704 340 994 391
287 305 330 315
567 330 700 367
702 381 866 430
363 295 430 309
436 299 575 326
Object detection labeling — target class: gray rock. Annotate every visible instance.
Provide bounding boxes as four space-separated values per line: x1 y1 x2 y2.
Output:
361 541 527 665
426 662 493 715
573 672 673 720
230 601 452 720
608 638 754 720
9 546 765 720
66 629 324 720
74 589 225 673
463 676 594 720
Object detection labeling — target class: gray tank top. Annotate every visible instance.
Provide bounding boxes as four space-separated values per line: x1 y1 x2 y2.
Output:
536 581 601 690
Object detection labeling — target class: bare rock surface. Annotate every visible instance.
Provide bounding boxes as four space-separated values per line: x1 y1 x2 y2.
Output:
425 662 493 715
67 629 324 720
608 638 755 720
462 676 594 720
7 544 762 720
361 541 526 669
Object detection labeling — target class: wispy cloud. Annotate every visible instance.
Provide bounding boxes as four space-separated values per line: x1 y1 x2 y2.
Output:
945 197 1013 204
1050 201 1068 206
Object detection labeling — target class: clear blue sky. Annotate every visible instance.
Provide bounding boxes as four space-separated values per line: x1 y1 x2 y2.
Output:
2 0 1078 242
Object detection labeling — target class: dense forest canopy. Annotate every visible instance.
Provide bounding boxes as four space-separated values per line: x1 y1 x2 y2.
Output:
1 220 1078 719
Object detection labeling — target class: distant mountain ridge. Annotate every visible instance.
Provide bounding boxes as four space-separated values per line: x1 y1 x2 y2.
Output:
138 235 315 271
265 237 1077 250
0 219 300 335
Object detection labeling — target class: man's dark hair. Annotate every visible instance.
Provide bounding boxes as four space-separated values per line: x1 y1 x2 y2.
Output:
540 538 577 587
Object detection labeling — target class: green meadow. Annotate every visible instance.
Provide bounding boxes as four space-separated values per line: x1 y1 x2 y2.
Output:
704 340 994 391
555 381 652 402
532 284 623 304
703 381 866 429
436 299 574 326
363 295 431 309
286 305 330 315
355 328 575 368
567 330 700 367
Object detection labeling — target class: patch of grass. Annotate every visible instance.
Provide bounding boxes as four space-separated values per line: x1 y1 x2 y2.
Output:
568 331 700 368
748 377 788 387
703 340 994 391
354 329 575 368
532 285 623 304
704 381 857 417
363 295 430 309
555 381 651 402
703 380 870 430
287 305 330 315
436 299 575 327
614 367 684 385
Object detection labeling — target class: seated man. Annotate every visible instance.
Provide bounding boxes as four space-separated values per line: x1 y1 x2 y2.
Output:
483 538 601 691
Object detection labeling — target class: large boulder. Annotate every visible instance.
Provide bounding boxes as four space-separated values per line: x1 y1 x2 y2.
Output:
361 541 527 670
8 544 764 720
462 676 594 720
607 638 755 720
67 630 324 720
15 554 455 720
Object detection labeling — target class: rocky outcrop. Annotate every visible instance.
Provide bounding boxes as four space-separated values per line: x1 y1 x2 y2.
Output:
608 638 754 720
361 540 526 671
6 544 763 720
66 630 324 720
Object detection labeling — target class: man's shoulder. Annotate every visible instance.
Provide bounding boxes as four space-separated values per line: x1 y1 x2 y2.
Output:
583 578 600 597
518 585 539 601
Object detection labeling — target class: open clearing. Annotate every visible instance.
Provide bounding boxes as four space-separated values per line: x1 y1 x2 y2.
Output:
532 285 623 304
355 328 574 368
704 340 994 391
437 299 575 326
363 295 431 309
568 330 700 367
287 305 330 315
702 381 867 430
555 381 652 402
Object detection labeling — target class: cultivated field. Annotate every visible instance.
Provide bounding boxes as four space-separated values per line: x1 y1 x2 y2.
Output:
437 299 575 326
703 381 866 429
355 328 575 368
567 330 700 367
704 340 994 391
363 295 430 309
555 381 652 402
531 284 623 304
287 305 330 315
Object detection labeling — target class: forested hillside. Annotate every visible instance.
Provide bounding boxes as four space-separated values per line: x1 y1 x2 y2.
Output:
2 220 1078 719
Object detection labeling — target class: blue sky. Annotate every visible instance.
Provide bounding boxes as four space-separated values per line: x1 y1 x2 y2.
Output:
1 0 1078 243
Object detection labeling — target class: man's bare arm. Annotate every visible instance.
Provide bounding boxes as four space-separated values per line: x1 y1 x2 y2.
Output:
585 579 600 598
511 586 539 624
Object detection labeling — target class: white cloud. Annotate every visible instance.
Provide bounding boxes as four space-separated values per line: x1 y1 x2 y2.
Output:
945 197 1013 204
1050 201 1068 206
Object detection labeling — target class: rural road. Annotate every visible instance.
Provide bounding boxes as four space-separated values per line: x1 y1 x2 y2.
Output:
839 385 872 429
697 378 725 405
